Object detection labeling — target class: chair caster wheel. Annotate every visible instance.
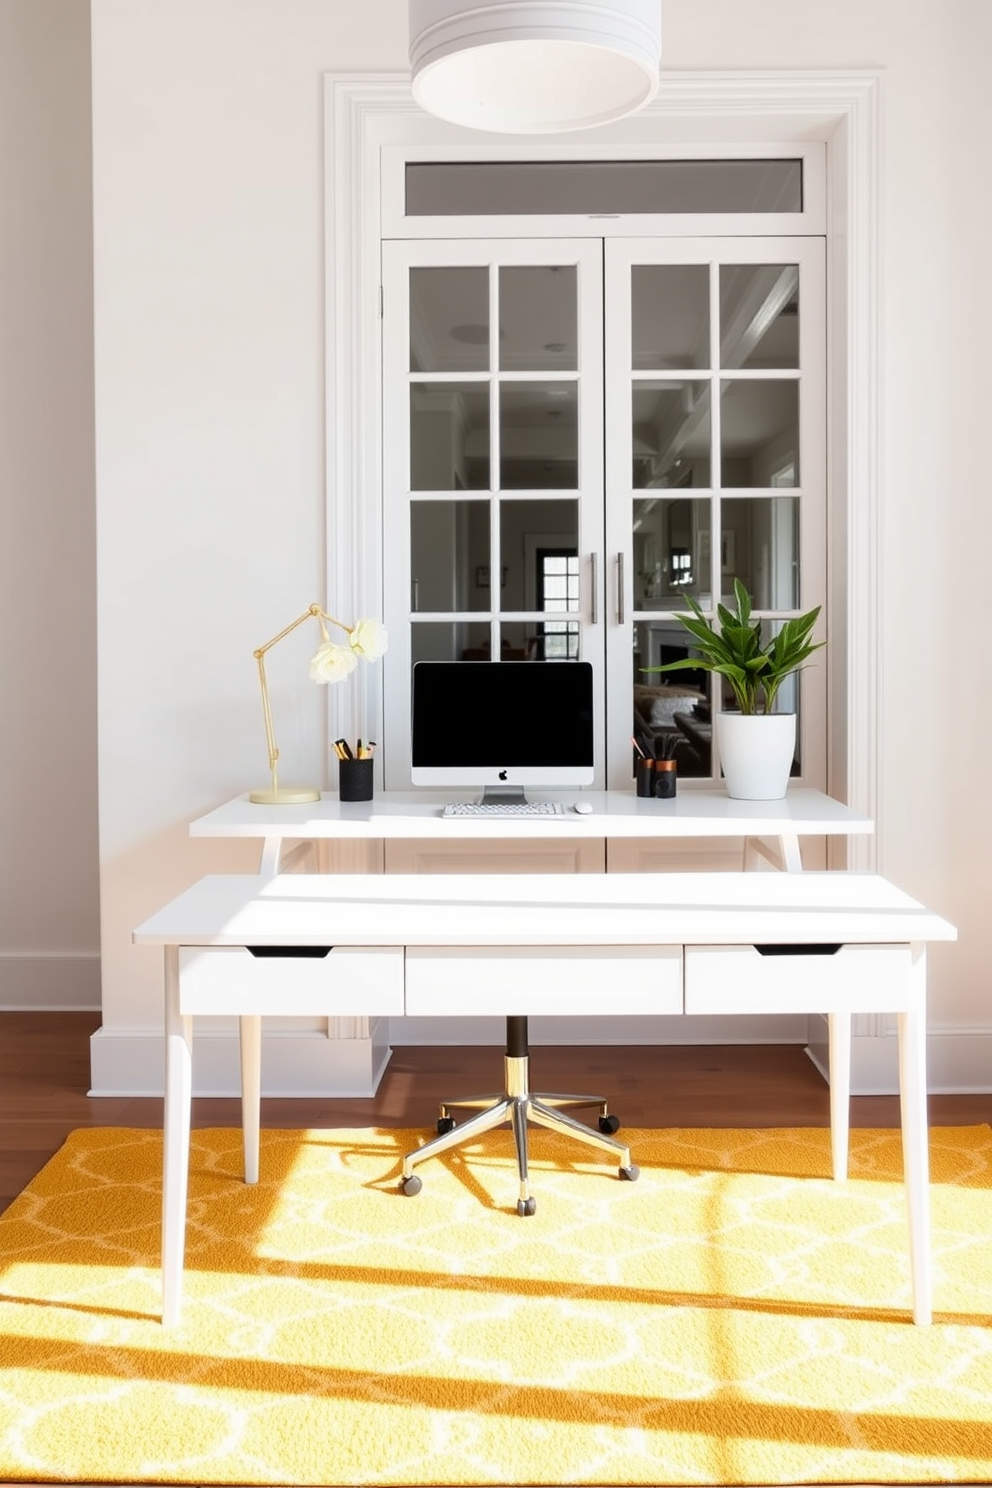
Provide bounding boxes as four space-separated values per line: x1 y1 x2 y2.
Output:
517 1197 537 1216
401 1175 422 1196
619 1164 640 1182
437 1115 456 1135
599 1113 620 1134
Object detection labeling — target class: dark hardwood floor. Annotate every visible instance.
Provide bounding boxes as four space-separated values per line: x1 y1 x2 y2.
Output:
4 1010 992 1214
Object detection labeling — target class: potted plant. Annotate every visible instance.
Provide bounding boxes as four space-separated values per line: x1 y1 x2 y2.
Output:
642 578 825 800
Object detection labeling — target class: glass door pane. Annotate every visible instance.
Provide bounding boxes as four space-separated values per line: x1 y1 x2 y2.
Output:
405 160 805 217
409 266 489 371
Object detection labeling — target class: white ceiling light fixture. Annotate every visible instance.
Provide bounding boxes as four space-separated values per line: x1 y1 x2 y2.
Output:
409 0 662 134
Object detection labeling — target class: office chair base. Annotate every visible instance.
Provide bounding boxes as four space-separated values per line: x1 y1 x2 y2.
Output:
400 1046 639 1213
438 1096 620 1136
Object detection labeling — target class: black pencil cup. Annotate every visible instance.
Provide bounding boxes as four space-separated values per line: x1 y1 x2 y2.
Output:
654 759 677 798
338 757 374 802
635 759 656 797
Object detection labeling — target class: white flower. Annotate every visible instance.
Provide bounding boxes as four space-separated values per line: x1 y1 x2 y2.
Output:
349 617 388 662
309 642 359 684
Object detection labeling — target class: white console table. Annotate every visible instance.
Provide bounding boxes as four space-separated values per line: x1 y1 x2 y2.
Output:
134 870 955 1325
186 789 875 1097
190 787 873 876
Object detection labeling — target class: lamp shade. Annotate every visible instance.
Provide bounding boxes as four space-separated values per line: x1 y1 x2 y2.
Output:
409 0 662 134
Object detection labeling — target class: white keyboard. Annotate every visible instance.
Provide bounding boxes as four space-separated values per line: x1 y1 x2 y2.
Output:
442 801 565 818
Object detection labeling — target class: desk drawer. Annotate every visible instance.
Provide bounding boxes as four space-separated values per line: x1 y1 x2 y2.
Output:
178 945 404 1016
405 945 683 1017
684 942 912 1016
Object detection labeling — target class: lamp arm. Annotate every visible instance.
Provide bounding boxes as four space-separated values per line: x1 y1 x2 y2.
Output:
252 604 354 793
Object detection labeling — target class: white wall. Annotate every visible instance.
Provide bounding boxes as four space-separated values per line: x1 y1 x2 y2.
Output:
0 0 100 1009
84 0 992 1089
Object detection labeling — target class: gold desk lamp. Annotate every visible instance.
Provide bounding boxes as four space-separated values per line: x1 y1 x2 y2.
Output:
249 603 387 805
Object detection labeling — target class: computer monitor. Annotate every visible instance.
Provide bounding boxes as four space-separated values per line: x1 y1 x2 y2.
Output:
411 660 595 799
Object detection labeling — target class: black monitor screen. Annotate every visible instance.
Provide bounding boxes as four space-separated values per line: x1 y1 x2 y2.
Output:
411 661 594 787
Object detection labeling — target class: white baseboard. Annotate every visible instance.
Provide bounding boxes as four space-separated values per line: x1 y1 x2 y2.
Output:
927 1028 992 1094
82 1016 992 1099
86 1015 808 1097
806 1016 992 1095
88 1020 392 1098
0 953 100 1009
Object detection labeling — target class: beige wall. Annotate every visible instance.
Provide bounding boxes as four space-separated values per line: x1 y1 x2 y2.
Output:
0 0 99 1008
5 1 988 1084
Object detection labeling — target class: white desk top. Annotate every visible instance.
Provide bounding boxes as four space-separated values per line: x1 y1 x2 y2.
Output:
134 872 954 949
189 788 874 842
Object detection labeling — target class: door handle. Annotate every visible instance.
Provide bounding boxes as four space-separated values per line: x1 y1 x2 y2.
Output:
616 552 625 626
589 552 598 625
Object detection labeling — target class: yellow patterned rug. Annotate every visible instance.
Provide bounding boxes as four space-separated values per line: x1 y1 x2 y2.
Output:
3 1126 992 1485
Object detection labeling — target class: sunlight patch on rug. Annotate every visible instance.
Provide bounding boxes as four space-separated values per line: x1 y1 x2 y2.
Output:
1 1124 992 1484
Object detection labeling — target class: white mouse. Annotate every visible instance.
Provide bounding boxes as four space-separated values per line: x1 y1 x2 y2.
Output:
572 801 593 815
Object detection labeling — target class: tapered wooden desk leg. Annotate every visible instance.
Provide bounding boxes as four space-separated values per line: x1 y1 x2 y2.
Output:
828 1010 851 1181
741 833 803 872
899 943 933 1326
162 945 192 1326
240 1015 262 1184
259 835 282 876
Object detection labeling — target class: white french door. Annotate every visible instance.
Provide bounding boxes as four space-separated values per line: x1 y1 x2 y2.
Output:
604 237 827 789
381 235 826 793
381 238 606 790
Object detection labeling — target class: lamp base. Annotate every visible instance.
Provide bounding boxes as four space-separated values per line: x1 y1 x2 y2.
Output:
248 786 321 805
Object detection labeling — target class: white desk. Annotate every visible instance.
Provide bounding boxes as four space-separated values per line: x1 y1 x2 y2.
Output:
189 787 876 1100
134 870 955 1325
190 787 874 876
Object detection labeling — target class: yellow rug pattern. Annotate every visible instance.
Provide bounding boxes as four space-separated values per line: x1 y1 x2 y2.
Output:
3 1124 992 1485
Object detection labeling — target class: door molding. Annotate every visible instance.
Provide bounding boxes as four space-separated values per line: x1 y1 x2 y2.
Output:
324 70 883 863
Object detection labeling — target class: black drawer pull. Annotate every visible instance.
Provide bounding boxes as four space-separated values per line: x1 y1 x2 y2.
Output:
247 946 333 958
753 943 842 957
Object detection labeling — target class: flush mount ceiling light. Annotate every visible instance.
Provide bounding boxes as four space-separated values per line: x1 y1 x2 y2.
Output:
409 0 662 134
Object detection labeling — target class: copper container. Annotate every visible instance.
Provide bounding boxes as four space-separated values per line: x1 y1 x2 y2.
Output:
654 758 677 798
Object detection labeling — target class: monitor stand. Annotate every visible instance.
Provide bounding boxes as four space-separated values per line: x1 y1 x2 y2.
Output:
480 784 528 806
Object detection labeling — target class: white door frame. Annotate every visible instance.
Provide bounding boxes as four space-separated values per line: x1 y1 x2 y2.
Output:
323 70 883 870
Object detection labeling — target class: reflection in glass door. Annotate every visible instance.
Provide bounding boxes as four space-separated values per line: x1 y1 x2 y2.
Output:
536 549 580 658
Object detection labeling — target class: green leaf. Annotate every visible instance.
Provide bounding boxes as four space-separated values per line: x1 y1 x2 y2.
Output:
639 581 824 718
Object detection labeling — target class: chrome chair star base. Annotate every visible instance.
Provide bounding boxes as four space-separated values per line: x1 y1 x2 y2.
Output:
399 1014 639 1214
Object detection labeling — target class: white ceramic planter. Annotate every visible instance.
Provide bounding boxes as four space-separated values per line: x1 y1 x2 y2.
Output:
715 712 797 800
